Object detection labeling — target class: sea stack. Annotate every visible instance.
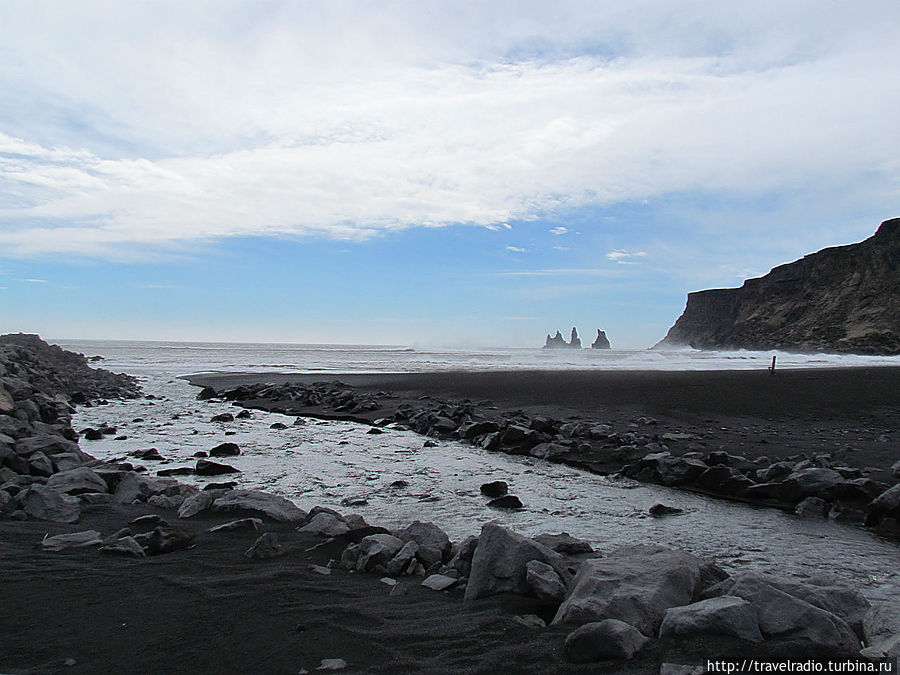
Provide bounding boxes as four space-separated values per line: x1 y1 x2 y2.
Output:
655 218 900 355
543 328 582 349
591 329 611 349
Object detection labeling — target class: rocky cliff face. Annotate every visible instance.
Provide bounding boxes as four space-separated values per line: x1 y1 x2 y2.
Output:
655 218 900 355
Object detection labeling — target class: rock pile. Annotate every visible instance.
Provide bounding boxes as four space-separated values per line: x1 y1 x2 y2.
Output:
201 379 900 536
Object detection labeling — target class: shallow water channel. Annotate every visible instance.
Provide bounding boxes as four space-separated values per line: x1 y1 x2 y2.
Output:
74 374 900 604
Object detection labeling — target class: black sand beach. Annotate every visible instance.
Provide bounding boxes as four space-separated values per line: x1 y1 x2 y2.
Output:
189 367 900 479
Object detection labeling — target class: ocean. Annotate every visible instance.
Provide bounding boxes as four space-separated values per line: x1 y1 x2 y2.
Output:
51 339 900 378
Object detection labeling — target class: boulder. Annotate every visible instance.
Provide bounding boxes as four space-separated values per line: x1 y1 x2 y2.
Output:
16 434 80 457
211 490 307 522
137 525 194 555
659 596 762 642
395 521 452 561
46 467 108 495
356 534 405 572
479 481 508 498
23 484 81 523
245 532 284 559
529 443 569 459
0 445 29 474
525 560 567 602
386 541 419 576
100 536 146 557
795 496 828 517
694 465 754 496
704 572 860 654
707 574 870 639
177 490 225 518
195 459 240 476
532 532 593 554
552 544 703 636
210 413 234 423
655 457 708 486
649 504 683 517
564 619 650 662
866 484 900 525
210 442 241 457
28 451 55 477
781 467 846 502
40 530 103 552
299 512 350 537
421 574 458 591
464 523 569 602
863 598 900 658
113 473 195 504
487 495 523 509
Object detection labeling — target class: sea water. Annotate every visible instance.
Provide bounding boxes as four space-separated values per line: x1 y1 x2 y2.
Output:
58 339 900 602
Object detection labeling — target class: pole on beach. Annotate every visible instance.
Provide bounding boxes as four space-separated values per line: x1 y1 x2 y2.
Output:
768 355 776 374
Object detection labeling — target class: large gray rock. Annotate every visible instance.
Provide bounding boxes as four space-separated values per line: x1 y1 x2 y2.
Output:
23 484 81 523
46 467 108 495
15 434 80 457
245 532 284 559
356 533 405 572
564 619 650 662
660 596 762 642
299 512 350 537
177 489 225 518
395 520 452 562
464 523 569 602
525 560 567 602
705 572 860 653
863 598 900 658
552 544 703 636
211 490 307 522
706 572 870 639
28 451 54 477
100 536 147 557
40 530 103 552
114 473 196 504
385 541 419 576
781 467 846 501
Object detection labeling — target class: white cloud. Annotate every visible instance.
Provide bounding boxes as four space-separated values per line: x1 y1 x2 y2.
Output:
549 226 568 235
505 245 527 253
0 2 899 257
553 245 570 251
21 278 47 283
606 250 647 263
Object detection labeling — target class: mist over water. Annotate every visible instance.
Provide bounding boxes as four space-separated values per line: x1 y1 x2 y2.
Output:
62 339 900 604
54 339 900 378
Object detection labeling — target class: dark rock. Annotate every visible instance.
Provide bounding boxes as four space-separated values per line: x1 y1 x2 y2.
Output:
236 409 252 419
270 422 288 430
488 495 523 509
46 467 108 495
245 532 284 559
543 327 582 349
195 459 240 476
157 467 195 476
196 386 218 400
591 329 611 350
532 532 594 554
129 514 166 528
83 428 103 441
210 413 234 423
132 447 165 460
100 536 146 557
649 503 683 517
40 530 103 552
479 481 508 498
208 517 262 533
564 619 650 662
367 427 384 435
525 560 567 601
204 481 236 491
143 525 194 554
210 442 240 457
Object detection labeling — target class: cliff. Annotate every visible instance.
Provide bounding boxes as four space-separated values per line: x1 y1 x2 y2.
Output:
655 218 900 355
543 328 582 349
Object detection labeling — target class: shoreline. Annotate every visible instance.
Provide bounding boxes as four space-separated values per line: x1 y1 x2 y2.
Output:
186 367 900 537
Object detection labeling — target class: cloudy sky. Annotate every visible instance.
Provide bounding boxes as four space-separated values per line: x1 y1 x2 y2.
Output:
1 1 898 348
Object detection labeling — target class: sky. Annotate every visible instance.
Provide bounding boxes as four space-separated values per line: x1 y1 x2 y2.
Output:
1 1 899 349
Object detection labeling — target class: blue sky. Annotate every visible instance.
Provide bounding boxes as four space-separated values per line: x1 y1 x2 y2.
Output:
1 1 899 348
